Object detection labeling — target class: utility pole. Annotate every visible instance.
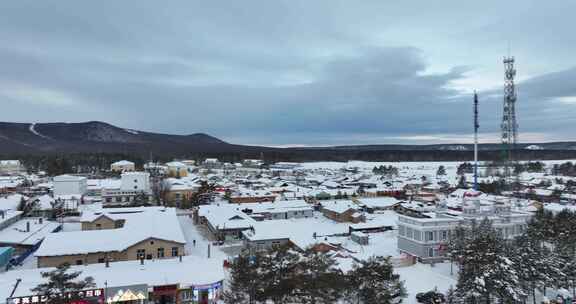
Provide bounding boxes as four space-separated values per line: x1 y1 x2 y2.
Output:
473 91 479 191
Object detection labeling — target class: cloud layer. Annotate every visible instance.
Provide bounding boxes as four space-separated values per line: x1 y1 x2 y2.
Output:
1 0 575 145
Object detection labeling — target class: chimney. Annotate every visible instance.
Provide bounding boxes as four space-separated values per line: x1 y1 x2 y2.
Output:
179 255 182 263
105 259 110 268
140 258 144 265
39 218 43 224
26 221 30 232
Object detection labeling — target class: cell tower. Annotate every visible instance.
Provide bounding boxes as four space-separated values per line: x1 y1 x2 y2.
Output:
501 56 518 188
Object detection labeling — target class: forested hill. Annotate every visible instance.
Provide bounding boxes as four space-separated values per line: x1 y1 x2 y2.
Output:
1 121 576 162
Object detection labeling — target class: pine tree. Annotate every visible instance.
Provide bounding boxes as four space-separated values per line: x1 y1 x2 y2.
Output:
222 252 262 304
452 219 525 303
445 286 462 304
437 165 447 176
511 234 563 304
295 249 344 304
257 245 301 303
31 263 95 304
347 256 406 304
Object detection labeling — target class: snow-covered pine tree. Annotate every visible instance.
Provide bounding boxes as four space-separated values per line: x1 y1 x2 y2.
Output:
347 256 406 304
295 248 345 304
222 252 262 304
445 286 463 304
31 263 95 304
257 244 301 303
453 218 525 303
511 234 563 304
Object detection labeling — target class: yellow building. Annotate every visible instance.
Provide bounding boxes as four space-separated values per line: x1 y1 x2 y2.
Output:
162 178 200 205
166 161 188 178
35 207 186 268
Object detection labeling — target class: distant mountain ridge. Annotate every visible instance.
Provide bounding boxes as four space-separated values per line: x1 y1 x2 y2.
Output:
1 121 576 161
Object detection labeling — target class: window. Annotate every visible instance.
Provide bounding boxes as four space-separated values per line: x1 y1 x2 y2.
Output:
76 260 83 265
134 185 138 190
414 230 421 241
426 231 434 241
172 247 179 257
441 231 448 241
134 179 137 183
399 225 406 236
157 247 165 258
428 248 434 257
98 258 105 263
115 197 122 203
96 223 101 229
137 249 145 260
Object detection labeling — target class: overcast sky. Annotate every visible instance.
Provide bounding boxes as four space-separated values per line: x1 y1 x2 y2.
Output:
1 1 575 146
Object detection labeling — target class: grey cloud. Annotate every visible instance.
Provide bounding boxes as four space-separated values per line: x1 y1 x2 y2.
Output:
0 0 574 145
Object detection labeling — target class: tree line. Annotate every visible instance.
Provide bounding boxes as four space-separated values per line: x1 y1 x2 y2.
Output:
224 245 406 304
372 165 399 177
448 209 576 303
5 153 146 176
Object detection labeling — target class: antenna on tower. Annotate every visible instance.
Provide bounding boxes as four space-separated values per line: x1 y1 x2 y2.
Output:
501 55 518 192
473 91 479 191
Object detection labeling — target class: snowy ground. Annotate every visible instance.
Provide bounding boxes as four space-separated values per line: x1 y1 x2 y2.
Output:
177 214 228 260
396 262 458 303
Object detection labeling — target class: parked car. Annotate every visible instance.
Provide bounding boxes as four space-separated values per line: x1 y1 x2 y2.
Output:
416 291 445 304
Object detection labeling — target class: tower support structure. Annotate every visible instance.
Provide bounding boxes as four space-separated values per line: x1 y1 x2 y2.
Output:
501 56 518 190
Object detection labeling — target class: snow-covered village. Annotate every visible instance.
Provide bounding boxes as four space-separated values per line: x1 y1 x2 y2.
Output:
2 1 576 304
1 157 576 304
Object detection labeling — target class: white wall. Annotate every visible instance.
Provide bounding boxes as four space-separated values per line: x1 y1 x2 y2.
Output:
53 175 87 196
120 172 151 192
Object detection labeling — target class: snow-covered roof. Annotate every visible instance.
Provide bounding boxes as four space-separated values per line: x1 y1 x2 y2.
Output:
53 175 86 182
242 215 348 249
358 197 400 209
0 218 60 246
111 160 134 166
198 205 256 230
321 200 361 214
1 255 225 300
0 194 28 210
166 161 187 168
36 207 185 257
235 200 313 214
350 211 398 230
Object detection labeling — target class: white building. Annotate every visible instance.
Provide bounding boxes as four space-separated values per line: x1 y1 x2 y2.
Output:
0 160 23 175
53 175 87 196
397 191 532 262
121 172 150 192
102 172 151 205
110 160 135 172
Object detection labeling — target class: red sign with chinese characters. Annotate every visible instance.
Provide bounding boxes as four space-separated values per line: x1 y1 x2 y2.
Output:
152 284 178 296
7 288 104 304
